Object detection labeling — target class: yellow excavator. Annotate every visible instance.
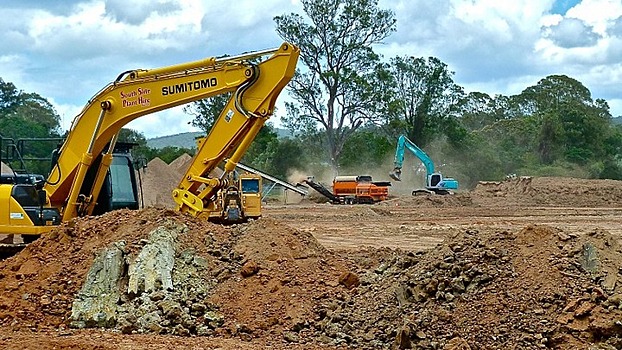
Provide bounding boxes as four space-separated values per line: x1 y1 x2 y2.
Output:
0 42 299 247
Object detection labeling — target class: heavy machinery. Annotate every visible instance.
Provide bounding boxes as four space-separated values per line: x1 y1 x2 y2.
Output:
235 162 309 200
304 175 390 204
389 135 458 195
209 171 262 223
1 136 141 217
0 42 299 245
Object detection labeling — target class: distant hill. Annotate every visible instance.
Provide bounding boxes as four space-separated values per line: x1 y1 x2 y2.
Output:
146 128 292 149
146 131 204 150
613 117 622 125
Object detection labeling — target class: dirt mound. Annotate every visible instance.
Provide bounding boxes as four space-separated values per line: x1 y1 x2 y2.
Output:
325 225 622 349
0 208 350 344
5 209 620 349
168 153 193 175
1 162 11 174
138 154 227 209
472 176 622 207
138 158 182 208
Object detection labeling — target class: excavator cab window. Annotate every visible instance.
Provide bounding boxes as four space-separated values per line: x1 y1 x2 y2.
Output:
430 174 441 187
11 185 39 207
241 178 260 194
108 155 139 210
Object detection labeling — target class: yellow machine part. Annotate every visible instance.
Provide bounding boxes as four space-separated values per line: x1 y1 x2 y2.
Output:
0 42 298 241
206 173 262 222
0 185 54 235
240 173 262 219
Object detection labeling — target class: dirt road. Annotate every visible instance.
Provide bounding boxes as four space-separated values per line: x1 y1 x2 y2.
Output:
265 200 622 251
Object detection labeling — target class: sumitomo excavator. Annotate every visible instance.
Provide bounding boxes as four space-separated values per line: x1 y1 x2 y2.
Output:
0 42 299 248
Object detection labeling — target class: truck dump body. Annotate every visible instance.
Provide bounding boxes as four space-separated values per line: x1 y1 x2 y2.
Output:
306 175 390 204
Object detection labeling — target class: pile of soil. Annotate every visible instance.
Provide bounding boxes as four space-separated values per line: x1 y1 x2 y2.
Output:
1 206 621 349
138 158 186 209
378 176 622 209
1 162 12 174
323 225 622 349
0 208 352 345
137 154 230 209
472 176 622 207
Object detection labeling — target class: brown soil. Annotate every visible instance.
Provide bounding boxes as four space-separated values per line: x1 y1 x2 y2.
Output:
2 174 622 349
1 162 12 174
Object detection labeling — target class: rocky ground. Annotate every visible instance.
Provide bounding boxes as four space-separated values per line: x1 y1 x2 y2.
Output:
1 170 622 349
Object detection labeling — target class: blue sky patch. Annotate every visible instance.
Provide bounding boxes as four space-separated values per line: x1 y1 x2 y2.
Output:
551 0 582 15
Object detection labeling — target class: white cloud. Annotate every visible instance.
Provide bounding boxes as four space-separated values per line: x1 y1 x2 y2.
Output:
543 18 600 48
566 0 622 33
105 0 182 25
378 0 555 87
1 0 622 137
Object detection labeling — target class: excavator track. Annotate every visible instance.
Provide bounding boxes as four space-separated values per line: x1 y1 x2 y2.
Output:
0 243 27 259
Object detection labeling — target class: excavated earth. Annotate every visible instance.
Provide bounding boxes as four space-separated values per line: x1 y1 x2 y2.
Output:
2 169 622 349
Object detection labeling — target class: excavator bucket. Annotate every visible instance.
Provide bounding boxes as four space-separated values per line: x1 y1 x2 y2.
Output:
389 168 402 181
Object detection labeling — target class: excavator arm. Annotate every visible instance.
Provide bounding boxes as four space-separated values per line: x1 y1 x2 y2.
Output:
44 42 299 222
172 42 300 218
389 135 435 181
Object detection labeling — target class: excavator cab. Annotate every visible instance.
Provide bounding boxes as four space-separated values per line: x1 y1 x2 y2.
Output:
429 173 442 187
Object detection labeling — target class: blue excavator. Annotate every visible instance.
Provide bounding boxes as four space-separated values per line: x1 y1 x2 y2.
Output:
389 135 458 195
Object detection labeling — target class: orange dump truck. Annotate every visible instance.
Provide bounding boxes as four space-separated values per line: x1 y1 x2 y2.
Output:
332 175 390 204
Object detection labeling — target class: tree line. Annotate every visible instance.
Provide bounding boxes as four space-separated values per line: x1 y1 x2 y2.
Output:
188 0 622 186
1 0 621 188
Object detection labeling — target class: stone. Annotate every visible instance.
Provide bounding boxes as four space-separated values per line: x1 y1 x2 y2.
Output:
284 331 300 343
338 271 360 289
70 242 126 328
128 225 184 295
240 260 259 277
394 325 411 349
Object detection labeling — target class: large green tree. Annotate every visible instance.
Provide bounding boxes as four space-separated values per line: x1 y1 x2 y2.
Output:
339 129 392 171
0 78 61 137
0 78 62 174
459 92 511 131
381 56 464 147
274 0 396 172
515 75 612 166
455 75 619 180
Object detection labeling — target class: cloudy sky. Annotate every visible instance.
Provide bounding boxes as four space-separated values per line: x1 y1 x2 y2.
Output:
1 0 621 138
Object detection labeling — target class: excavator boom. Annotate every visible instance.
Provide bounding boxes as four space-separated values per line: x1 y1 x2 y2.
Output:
1 42 299 238
389 135 436 181
172 43 299 219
